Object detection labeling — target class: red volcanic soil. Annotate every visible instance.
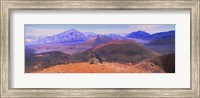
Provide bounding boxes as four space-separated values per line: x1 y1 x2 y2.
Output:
34 62 164 73
134 61 165 73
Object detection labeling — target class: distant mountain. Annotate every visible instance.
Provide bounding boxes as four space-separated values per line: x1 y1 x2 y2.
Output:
108 34 127 40
83 32 96 38
144 37 175 55
82 35 114 46
126 30 175 41
27 35 114 55
126 30 151 39
145 37 175 45
151 30 175 40
143 30 175 54
72 40 160 63
34 29 96 44
125 30 152 44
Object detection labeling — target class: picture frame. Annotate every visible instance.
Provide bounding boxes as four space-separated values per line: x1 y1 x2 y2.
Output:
0 0 199 97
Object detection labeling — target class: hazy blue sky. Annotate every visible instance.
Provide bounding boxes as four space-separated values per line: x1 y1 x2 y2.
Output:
25 24 175 39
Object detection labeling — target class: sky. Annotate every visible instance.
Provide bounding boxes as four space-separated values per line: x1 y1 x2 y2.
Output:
25 24 175 40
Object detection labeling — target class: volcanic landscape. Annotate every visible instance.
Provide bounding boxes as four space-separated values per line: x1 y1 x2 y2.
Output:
25 29 175 73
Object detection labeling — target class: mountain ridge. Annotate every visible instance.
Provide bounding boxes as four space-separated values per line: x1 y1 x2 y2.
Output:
126 30 175 41
28 29 175 45
32 29 96 44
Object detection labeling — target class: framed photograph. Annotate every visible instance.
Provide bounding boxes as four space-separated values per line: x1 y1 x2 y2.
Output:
1 0 199 97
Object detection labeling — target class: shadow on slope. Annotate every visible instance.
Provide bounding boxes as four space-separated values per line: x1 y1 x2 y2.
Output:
135 54 175 73
25 49 71 73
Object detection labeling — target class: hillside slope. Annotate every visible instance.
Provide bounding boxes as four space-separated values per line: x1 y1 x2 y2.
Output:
72 40 161 64
82 35 114 46
134 54 175 73
25 51 70 73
